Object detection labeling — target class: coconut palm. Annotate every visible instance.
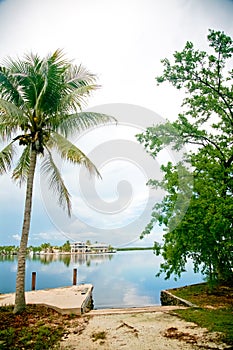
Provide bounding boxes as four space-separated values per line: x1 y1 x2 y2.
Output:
0 49 114 313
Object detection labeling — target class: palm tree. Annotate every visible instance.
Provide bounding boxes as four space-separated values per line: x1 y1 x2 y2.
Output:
0 49 114 313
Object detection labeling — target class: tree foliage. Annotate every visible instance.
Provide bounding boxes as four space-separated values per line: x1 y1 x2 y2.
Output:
61 240 71 252
137 29 233 285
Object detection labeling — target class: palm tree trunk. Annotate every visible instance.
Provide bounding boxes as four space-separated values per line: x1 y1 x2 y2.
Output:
13 149 37 314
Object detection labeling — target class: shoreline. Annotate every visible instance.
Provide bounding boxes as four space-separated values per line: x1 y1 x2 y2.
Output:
0 247 154 257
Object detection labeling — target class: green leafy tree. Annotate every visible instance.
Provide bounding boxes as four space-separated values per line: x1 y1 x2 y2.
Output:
61 240 71 252
0 49 114 313
40 242 52 253
0 245 18 255
137 29 233 286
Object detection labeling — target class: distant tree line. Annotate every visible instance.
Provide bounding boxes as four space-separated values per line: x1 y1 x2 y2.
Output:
0 240 117 256
0 240 72 256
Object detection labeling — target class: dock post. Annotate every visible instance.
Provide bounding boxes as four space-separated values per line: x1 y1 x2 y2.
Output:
73 268 77 285
31 272 36 290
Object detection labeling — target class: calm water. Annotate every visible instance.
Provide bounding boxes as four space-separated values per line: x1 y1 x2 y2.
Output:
0 250 204 308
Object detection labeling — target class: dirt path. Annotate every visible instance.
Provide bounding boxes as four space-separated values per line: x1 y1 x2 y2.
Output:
58 308 229 350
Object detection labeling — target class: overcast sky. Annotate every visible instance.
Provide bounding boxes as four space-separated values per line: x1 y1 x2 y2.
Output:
0 0 233 247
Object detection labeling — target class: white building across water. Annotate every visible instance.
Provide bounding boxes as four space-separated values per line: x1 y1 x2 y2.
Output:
70 242 111 254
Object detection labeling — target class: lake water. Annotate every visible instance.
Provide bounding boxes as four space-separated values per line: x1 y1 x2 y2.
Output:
0 250 204 309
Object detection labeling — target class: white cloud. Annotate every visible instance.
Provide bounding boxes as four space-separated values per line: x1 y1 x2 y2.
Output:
0 0 233 246
12 234 21 242
29 231 62 244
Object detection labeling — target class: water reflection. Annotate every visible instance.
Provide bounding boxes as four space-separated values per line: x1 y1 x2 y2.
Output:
70 253 114 267
0 251 204 308
0 255 17 262
29 253 114 267
0 253 114 266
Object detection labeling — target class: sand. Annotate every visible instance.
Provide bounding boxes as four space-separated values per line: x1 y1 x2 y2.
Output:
58 308 230 350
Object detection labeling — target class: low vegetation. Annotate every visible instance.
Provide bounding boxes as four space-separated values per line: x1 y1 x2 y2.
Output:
0 304 88 349
91 330 107 342
170 283 233 345
116 247 153 251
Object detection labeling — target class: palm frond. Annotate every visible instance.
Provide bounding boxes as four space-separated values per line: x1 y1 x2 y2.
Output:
41 147 72 216
50 132 101 177
2 55 29 74
46 49 68 68
0 99 28 140
59 85 98 112
0 99 24 117
0 66 22 105
12 54 46 112
38 51 69 116
12 145 31 185
1 56 39 109
0 142 15 174
2 50 66 115
66 64 97 86
57 112 116 137
39 52 98 116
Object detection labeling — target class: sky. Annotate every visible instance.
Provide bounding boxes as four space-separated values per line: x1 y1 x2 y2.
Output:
0 0 233 247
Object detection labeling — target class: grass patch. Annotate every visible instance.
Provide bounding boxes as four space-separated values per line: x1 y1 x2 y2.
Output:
169 283 233 346
170 283 233 308
175 307 233 345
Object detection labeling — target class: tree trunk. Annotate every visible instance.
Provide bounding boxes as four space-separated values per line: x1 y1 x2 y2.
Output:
216 259 233 286
13 149 37 314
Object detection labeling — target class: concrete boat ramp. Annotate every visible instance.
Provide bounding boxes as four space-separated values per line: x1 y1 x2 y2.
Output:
0 285 188 316
0 284 93 315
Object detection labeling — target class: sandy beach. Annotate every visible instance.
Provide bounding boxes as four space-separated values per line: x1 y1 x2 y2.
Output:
59 308 230 350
